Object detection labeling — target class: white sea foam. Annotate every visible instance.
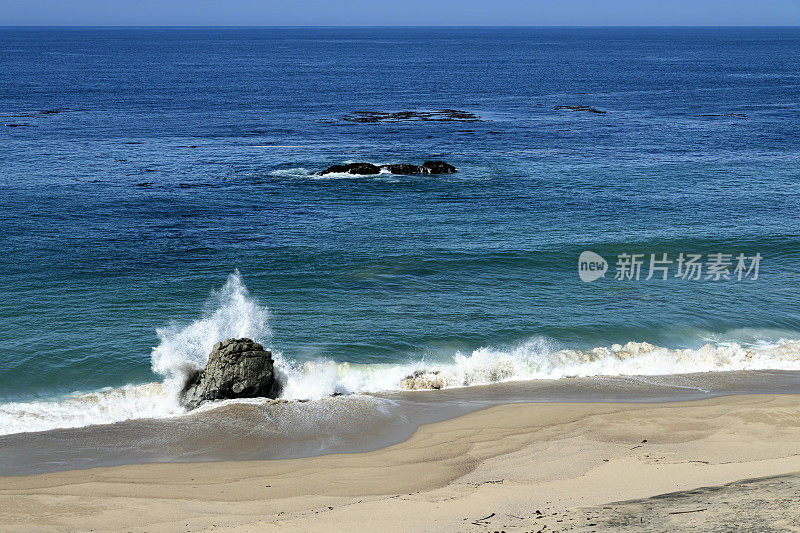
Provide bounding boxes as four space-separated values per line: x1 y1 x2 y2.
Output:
0 383 181 436
275 337 800 396
311 170 396 181
268 167 313 178
270 165 405 181
4 272 800 436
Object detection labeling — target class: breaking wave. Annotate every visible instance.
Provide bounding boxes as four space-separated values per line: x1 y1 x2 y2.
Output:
0 383 181 436
275 337 800 396
150 270 272 404
3 272 800 436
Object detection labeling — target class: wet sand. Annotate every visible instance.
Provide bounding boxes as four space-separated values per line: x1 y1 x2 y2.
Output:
2 393 800 531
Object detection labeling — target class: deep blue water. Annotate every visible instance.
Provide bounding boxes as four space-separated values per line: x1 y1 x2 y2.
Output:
2 27 800 402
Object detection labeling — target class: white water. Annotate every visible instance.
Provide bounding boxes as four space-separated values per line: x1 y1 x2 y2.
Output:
3 272 800 436
0 382 181 436
275 337 800 396
150 270 272 404
269 165 415 181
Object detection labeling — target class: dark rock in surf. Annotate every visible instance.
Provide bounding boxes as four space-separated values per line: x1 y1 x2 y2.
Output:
317 161 458 176
401 370 447 390
318 162 381 175
381 163 422 175
181 338 280 410
420 161 457 174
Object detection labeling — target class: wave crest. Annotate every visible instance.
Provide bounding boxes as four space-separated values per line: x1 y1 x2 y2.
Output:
278 338 800 394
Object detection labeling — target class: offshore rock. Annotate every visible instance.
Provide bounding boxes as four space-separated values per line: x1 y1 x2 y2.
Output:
419 161 457 174
181 338 280 410
381 163 422 175
318 161 458 176
341 109 480 123
317 162 382 175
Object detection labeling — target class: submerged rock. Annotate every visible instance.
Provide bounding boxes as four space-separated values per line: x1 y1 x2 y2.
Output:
181 338 280 410
554 105 606 114
317 160 458 176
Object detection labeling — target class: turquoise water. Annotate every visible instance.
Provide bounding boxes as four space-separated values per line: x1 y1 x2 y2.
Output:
1 28 800 433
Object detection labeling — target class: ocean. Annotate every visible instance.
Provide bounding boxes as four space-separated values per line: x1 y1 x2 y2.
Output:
2 26 800 474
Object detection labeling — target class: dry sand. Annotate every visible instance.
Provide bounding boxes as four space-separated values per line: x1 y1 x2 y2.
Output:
2 393 800 531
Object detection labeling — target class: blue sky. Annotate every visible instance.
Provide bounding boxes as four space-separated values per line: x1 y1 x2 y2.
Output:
2 0 799 26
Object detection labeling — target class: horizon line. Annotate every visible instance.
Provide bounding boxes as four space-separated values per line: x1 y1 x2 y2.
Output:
2 24 800 29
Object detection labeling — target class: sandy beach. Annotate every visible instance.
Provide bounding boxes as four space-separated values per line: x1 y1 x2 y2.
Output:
2 393 800 531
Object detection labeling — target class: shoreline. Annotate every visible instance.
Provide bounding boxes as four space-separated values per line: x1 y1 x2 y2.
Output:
3 393 800 531
3 369 800 477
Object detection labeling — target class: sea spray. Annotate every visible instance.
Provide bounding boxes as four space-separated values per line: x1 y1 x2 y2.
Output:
150 270 273 403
